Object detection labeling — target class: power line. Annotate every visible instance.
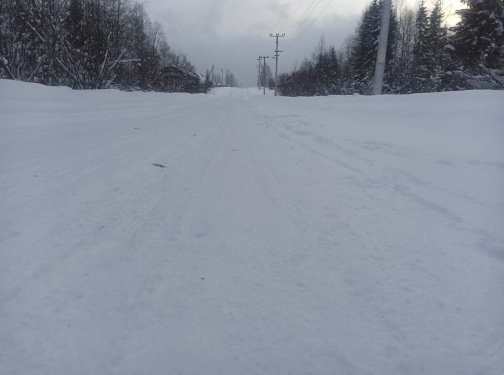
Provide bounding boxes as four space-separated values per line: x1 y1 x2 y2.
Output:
282 0 329 49
261 0 304 59
259 0 309 77
260 0 293 58
282 0 320 45
279 0 307 35
270 0 292 33
283 0 333 51
282 0 335 51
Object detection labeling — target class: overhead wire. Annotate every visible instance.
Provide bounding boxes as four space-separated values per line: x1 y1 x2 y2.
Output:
282 0 323 48
282 0 335 51
270 0 293 34
259 0 300 69
278 0 307 34
259 37 275 58
260 0 294 57
259 0 330 76
282 0 318 40
282 0 329 48
259 0 304 57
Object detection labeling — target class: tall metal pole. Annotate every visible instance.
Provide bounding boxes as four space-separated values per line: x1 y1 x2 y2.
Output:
260 56 269 95
270 33 285 96
372 0 392 95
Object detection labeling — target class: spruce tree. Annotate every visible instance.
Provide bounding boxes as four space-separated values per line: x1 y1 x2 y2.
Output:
425 0 448 91
327 46 341 94
352 1 380 93
452 0 504 70
412 0 429 92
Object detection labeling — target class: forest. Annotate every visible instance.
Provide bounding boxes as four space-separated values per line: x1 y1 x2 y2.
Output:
0 0 203 92
278 0 504 96
1 0 503 95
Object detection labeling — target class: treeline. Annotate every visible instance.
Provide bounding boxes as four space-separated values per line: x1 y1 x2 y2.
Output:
0 0 200 92
278 0 504 96
204 68 240 88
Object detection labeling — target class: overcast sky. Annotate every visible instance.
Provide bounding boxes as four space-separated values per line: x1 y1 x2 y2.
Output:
143 0 464 87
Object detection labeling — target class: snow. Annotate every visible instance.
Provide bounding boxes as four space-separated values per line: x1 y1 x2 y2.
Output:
1 80 503 375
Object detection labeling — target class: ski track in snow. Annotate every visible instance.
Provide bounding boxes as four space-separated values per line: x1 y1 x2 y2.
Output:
1 81 503 375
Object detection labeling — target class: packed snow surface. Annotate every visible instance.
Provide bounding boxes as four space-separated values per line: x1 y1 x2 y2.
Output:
1 80 503 375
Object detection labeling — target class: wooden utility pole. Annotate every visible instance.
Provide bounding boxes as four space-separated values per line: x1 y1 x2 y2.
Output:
260 56 269 95
269 33 285 96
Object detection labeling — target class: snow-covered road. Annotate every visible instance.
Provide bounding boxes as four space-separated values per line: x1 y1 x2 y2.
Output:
1 81 503 375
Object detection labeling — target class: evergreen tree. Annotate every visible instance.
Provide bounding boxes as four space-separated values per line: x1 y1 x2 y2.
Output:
352 1 380 93
412 0 430 92
278 0 504 95
426 0 448 91
311 37 341 95
453 0 504 70
326 46 342 94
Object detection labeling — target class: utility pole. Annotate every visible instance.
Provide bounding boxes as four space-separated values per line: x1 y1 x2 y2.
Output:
222 69 224 87
269 33 285 96
372 0 392 95
259 56 269 95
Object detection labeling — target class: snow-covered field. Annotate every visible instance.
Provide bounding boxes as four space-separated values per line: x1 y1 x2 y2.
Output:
1 80 503 375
